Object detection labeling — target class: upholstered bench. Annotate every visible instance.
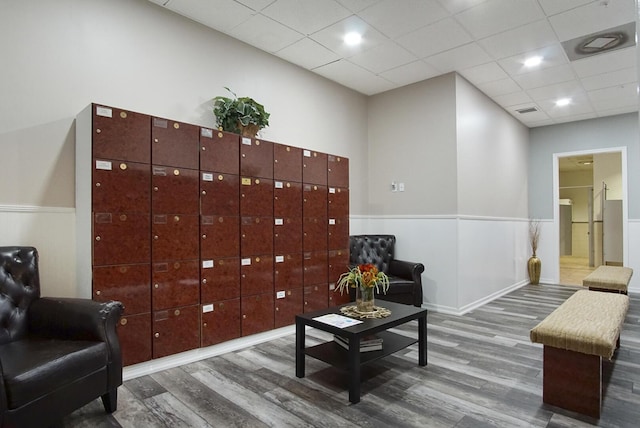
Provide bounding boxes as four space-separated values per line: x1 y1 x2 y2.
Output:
530 289 629 418
583 265 633 294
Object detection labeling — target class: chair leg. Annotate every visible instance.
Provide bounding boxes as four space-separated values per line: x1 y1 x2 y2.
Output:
101 388 118 413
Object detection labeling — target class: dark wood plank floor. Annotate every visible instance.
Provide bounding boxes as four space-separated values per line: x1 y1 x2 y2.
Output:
60 284 640 427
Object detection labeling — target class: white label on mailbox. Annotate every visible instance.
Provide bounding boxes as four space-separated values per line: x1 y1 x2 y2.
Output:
96 106 112 118
303 150 311 157
329 283 336 290
242 137 252 146
202 173 214 181
275 218 284 226
329 218 336 225
95 160 112 170
329 187 336 194
201 128 213 138
202 304 214 313
202 260 214 269
275 255 285 263
275 181 283 189
241 258 252 266
276 291 286 299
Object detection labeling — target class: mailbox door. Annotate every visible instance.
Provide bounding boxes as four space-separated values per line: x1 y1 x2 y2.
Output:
200 173 239 216
274 217 303 254
151 117 199 170
240 255 274 297
328 217 349 251
303 251 328 286
240 216 274 256
274 181 302 218
200 257 240 302
274 287 303 328
327 154 349 188
329 286 351 306
92 264 150 315
240 137 273 179
92 104 150 163
201 299 241 346
118 312 152 366
93 212 150 266
274 253 303 289
200 128 239 174
93 160 150 213
304 284 328 312
328 187 349 218
328 249 349 285
151 166 199 215
200 215 240 259
153 304 200 358
240 177 273 217
152 260 200 311
241 293 274 336
273 144 302 182
302 150 328 185
303 184 327 218
303 217 328 252
151 214 199 262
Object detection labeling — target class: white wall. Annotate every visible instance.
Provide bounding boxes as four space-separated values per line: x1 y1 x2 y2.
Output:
0 0 369 297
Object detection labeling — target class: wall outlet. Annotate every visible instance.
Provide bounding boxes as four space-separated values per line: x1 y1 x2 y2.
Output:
399 182 405 192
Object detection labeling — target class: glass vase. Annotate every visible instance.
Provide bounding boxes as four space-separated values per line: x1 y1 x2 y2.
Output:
355 286 375 313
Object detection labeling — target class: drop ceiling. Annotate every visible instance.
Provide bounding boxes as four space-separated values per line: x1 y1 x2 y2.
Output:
148 0 638 128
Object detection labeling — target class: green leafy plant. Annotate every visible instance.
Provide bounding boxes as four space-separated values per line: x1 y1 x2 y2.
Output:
213 87 270 137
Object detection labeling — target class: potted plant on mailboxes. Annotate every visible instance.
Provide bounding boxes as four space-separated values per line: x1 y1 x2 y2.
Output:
213 87 270 138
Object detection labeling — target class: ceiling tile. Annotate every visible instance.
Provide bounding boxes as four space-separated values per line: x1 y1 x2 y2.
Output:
275 37 341 69
313 59 396 94
309 15 389 57
235 0 277 11
553 112 598 124
459 61 508 85
492 91 533 107
435 0 490 14
261 0 351 34
497 43 568 76
548 0 635 41
513 64 576 90
348 41 417 73
358 0 449 38
476 77 522 96
424 43 492 74
571 47 637 78
228 14 304 53
537 0 592 16
526 81 586 102
335 0 384 12
478 19 558 60
165 0 254 33
596 105 638 118
454 0 545 39
379 60 441 86
396 17 473 59
537 94 594 118
588 82 638 110
580 67 637 91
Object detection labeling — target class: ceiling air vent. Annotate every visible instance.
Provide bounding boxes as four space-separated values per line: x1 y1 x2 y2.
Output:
516 107 538 114
562 22 636 61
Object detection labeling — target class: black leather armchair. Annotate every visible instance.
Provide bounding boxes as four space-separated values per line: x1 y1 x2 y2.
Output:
349 235 424 307
0 246 124 427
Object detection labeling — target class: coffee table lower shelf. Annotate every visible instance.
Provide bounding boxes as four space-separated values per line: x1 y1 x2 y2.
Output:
304 330 417 371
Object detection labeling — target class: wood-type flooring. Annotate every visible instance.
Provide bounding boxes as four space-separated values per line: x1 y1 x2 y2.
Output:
60 284 640 427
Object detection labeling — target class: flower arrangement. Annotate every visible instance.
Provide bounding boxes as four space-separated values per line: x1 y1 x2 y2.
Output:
335 263 390 296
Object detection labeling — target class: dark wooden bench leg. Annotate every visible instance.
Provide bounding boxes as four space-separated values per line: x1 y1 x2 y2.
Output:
543 346 601 419
101 388 118 413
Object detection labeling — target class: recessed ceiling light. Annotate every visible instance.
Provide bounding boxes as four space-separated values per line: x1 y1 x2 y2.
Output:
344 32 362 46
556 98 571 107
524 56 542 67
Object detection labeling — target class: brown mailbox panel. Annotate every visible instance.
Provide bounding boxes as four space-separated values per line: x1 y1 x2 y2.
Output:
92 104 150 163
93 160 150 213
327 154 349 188
274 181 302 218
240 216 274 256
304 284 328 313
200 257 240 302
303 217 328 252
302 150 328 185
200 173 239 216
329 287 351 306
92 264 150 315
274 217 302 254
273 144 302 182
240 255 274 297
118 312 152 366
241 293 274 336
151 166 199 215
151 214 199 261
240 137 273 179
303 184 327 218
200 215 240 258
274 287 303 328
200 128 239 174
201 299 241 346
303 251 328 286
152 260 200 311
274 253 303 289
240 177 273 217
151 117 199 170
328 217 349 250
328 249 349 285
93 212 150 266
153 304 200 358
328 187 349 218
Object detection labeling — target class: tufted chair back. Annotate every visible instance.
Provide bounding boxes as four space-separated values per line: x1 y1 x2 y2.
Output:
349 235 395 273
0 246 40 345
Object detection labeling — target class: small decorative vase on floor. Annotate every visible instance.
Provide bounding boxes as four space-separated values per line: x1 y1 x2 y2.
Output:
356 286 375 313
528 255 541 285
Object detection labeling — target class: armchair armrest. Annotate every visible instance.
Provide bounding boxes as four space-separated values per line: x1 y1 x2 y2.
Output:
389 259 425 284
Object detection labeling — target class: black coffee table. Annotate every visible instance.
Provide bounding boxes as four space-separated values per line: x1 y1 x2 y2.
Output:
295 300 427 403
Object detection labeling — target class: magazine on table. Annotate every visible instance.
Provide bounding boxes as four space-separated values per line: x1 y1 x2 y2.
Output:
333 334 383 352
